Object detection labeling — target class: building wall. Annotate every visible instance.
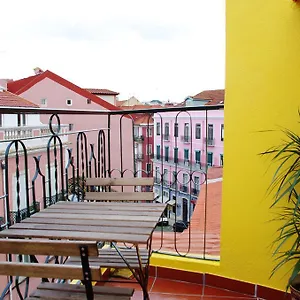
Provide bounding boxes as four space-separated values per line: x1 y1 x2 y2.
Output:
152 0 300 292
19 77 134 175
141 124 154 176
95 94 116 106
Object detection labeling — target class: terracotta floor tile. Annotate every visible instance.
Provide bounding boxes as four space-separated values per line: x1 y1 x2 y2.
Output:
201 296 257 300
151 277 203 295
204 285 255 298
102 276 155 291
132 292 204 299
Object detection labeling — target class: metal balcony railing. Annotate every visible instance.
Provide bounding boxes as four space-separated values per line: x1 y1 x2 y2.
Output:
134 135 144 142
10 202 40 224
204 137 215 146
0 103 223 264
180 184 189 193
135 153 144 160
181 135 191 143
192 188 200 196
153 156 203 170
163 134 170 141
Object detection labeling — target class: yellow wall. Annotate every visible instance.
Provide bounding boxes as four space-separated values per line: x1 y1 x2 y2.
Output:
151 0 300 291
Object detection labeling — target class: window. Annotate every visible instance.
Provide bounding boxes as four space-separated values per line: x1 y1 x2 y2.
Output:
184 149 189 165
155 167 160 182
207 152 213 166
134 126 139 137
147 144 152 155
17 114 26 127
194 176 200 188
66 99 72 106
165 146 169 162
147 127 152 137
69 124 74 131
156 145 161 159
195 150 201 164
163 169 168 183
195 124 201 139
184 123 189 137
41 98 47 106
183 173 188 186
174 147 178 163
87 98 91 104
164 122 169 138
163 190 169 198
221 124 224 141
0 114 2 127
146 163 152 173
208 124 214 140
156 122 161 136
220 154 224 166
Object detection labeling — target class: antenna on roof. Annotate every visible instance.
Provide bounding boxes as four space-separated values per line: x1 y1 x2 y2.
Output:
33 67 44 75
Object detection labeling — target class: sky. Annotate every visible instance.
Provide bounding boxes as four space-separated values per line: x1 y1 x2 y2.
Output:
0 0 225 102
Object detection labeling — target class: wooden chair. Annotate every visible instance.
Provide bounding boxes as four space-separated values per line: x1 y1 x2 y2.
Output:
0 239 134 300
85 177 154 202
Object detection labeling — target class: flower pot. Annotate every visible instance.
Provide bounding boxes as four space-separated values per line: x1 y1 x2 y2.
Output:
291 275 300 300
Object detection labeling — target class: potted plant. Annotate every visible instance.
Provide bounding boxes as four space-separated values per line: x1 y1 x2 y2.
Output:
261 127 300 298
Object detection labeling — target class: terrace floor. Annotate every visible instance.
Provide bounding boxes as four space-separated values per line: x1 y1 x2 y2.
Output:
102 276 261 299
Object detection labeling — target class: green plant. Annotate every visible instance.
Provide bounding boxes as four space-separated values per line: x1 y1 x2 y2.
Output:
261 128 300 288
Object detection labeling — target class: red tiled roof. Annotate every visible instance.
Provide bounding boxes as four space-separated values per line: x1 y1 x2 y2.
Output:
116 100 126 107
152 180 222 256
207 167 223 180
134 114 154 125
0 91 39 108
7 70 120 111
193 89 225 105
84 88 119 96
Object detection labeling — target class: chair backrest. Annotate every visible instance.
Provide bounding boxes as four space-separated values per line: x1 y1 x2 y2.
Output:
85 177 154 202
0 239 101 281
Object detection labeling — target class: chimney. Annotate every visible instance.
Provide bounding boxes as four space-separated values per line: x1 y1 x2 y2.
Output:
0 79 11 91
34 67 44 75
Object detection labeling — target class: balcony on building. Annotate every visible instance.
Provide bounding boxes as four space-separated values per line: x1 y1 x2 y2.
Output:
133 135 144 142
163 134 170 141
181 135 191 143
134 153 144 160
204 137 215 146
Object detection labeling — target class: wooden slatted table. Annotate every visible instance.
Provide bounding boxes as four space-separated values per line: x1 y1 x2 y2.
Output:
0 201 167 300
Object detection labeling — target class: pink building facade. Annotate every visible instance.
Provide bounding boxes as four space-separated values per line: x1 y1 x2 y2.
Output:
153 108 224 222
133 115 154 178
5 70 134 177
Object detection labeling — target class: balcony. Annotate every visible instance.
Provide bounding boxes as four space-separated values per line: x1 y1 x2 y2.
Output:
181 135 191 143
204 137 215 146
134 153 144 160
192 187 200 196
180 184 189 193
0 105 282 300
133 135 144 142
153 156 203 171
163 134 170 141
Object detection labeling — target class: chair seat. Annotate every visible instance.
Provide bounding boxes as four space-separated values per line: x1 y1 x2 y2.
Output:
27 282 134 300
66 247 150 269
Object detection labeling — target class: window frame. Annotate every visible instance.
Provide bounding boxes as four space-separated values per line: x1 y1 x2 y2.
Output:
195 123 201 139
165 146 169 162
146 163 152 173
156 145 161 159
156 122 161 136
41 98 47 106
221 124 224 141
66 99 72 106
220 154 224 166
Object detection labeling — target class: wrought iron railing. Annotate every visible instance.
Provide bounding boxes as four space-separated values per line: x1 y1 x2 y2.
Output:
10 202 40 224
0 104 223 263
134 135 144 142
135 153 144 160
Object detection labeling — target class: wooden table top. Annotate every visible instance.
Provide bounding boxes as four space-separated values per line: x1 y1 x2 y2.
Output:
0 201 167 245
